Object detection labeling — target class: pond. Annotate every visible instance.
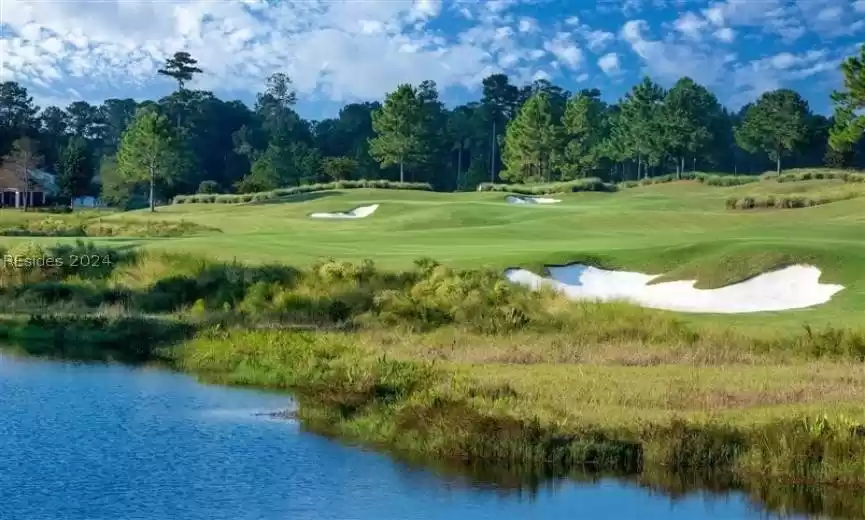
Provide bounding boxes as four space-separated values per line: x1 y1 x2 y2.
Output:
0 354 832 519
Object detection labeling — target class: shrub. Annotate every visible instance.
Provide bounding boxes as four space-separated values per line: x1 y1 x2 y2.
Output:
477 178 616 195
197 180 221 194
695 173 760 187
171 180 433 204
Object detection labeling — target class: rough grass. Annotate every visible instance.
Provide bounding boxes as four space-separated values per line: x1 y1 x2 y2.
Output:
725 183 865 210
477 178 617 194
0 216 218 237
172 180 432 204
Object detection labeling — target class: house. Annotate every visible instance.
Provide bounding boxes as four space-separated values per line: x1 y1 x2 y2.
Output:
0 164 59 208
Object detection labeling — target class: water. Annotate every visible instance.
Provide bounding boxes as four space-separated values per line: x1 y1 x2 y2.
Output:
0 354 820 520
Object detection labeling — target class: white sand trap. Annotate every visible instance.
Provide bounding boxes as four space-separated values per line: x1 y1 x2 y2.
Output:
506 195 561 204
310 204 379 219
504 264 844 313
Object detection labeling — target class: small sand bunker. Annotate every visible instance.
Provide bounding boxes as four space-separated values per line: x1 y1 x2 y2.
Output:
310 204 379 219
504 264 844 314
506 195 561 204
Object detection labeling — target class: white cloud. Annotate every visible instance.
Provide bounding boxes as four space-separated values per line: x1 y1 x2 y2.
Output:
598 52 621 76
2 0 509 104
674 12 707 39
620 19 727 85
713 27 736 42
582 29 615 53
855 0 865 13
543 33 584 69
518 17 538 33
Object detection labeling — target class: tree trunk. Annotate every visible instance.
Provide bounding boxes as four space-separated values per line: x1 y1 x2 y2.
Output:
490 119 496 183
22 164 29 212
681 156 685 177
457 145 463 190
776 152 781 175
149 163 156 212
400 160 405 183
637 154 642 180
692 156 696 173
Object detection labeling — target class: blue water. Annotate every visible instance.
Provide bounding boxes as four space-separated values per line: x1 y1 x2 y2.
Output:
0 354 804 520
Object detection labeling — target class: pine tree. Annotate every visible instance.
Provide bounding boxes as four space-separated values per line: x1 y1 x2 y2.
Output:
616 77 666 178
829 44 865 153
501 92 560 182
369 84 425 182
561 91 607 178
57 137 94 200
157 52 203 91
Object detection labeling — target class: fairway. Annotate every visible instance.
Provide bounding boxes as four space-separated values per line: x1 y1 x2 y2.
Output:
2 178 865 330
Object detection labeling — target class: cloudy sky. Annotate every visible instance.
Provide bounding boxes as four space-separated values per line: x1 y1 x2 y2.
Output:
1 0 863 119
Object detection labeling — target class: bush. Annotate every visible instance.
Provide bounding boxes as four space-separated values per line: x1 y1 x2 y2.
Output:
197 180 221 194
695 173 760 187
477 178 616 195
172 179 433 204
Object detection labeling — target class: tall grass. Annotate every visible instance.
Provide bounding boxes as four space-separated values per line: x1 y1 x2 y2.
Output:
695 173 761 186
477 178 616 195
173 180 433 204
0 217 218 237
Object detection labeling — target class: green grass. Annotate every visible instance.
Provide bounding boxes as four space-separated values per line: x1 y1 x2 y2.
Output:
2 173 863 331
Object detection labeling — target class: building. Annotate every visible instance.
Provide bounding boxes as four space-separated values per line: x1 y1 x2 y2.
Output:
0 164 58 208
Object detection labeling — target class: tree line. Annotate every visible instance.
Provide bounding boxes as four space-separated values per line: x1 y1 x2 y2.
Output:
1 45 863 210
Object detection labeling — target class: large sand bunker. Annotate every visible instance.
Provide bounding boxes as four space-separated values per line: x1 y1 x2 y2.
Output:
504 264 844 313
506 195 561 204
310 204 379 219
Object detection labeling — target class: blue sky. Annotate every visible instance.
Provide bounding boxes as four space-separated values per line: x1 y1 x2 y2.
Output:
1 0 863 120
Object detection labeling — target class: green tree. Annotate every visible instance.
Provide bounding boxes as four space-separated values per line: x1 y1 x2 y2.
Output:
369 84 425 182
446 105 475 189
662 78 719 177
501 92 560 182
615 77 666 179
116 108 181 211
57 137 94 199
2 137 42 211
319 156 359 181
158 51 203 91
735 89 809 174
829 44 865 154
481 74 520 182
560 90 607 178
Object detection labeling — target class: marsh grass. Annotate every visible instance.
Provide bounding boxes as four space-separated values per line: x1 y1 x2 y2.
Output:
173 327 865 486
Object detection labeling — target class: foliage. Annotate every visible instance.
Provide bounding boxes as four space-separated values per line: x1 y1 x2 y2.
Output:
56 137 94 199
319 156 360 181
477 178 616 194
115 107 182 211
829 44 865 153
173 179 433 204
197 180 220 194
369 84 427 182
559 90 607 179
501 92 561 183
157 51 203 90
735 89 809 174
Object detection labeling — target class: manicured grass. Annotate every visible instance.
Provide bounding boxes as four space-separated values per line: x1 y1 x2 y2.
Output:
2 172 864 330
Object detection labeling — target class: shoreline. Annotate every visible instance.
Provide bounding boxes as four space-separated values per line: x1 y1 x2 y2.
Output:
4 323 865 518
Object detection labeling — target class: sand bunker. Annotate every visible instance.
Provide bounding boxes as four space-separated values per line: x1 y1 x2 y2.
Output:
506 195 561 204
504 264 844 313
310 204 379 219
